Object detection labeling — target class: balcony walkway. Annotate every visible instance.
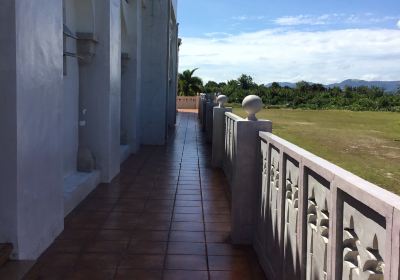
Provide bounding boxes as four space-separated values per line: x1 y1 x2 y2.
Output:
25 112 266 280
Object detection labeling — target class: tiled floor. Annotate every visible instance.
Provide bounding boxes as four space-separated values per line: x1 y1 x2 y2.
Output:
24 112 266 280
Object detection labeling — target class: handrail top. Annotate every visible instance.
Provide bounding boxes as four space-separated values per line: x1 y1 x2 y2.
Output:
225 112 244 121
259 131 400 210
225 112 272 123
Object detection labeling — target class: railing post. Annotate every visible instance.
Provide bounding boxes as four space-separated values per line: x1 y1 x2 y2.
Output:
230 95 272 244
205 94 217 140
205 101 213 141
198 93 204 121
201 95 208 130
212 95 232 167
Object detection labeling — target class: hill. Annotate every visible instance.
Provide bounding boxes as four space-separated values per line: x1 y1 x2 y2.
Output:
267 79 400 93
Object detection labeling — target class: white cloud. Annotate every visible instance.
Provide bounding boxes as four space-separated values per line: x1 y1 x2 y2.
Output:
274 13 400 27
397 20 400 28
204 32 232 38
232 15 247 21
232 15 265 21
274 15 330 26
179 28 400 84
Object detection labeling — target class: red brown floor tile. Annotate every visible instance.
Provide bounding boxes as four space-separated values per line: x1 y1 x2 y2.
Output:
23 112 266 280
128 241 168 255
169 231 205 243
165 255 207 270
114 269 162 280
119 255 165 270
163 270 208 280
167 242 206 255
171 221 204 231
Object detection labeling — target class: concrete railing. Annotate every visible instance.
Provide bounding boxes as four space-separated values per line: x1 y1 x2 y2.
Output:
208 94 400 280
199 93 217 138
212 95 272 244
257 132 400 280
176 96 200 109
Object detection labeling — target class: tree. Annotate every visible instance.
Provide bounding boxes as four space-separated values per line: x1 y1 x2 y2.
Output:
271 82 281 89
179 71 400 111
295 81 311 94
178 68 203 96
204 81 220 93
238 74 256 90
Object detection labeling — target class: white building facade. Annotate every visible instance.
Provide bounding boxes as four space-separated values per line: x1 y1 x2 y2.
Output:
0 0 179 260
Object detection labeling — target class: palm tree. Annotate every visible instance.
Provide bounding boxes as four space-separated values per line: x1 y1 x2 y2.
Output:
178 68 203 96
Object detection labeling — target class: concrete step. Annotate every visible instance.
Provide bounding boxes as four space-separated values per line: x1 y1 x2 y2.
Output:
0 244 13 267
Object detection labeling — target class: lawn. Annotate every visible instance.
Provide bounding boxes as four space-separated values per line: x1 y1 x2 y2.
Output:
233 108 400 195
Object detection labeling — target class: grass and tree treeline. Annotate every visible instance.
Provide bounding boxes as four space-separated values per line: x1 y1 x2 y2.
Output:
179 69 400 111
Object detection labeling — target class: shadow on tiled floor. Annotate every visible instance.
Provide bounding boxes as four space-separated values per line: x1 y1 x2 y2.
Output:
24 112 266 280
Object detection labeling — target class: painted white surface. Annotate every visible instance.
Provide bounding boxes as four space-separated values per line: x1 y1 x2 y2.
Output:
172 0 177 17
0 0 64 259
63 171 100 216
120 145 131 164
167 18 179 128
0 0 18 258
141 0 169 145
63 0 80 178
79 0 121 182
0 0 179 261
121 0 142 153
74 0 95 33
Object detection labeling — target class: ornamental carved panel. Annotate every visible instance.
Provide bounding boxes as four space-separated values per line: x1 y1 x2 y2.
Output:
269 147 281 246
283 158 300 279
257 145 283 278
342 202 385 280
306 174 330 280
260 141 269 221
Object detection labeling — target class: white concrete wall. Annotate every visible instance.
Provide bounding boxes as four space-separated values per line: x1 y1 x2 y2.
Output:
63 0 80 178
172 0 177 18
0 0 64 259
0 0 18 259
0 0 178 261
167 14 179 128
140 0 170 145
121 0 142 153
79 0 121 182
75 0 95 33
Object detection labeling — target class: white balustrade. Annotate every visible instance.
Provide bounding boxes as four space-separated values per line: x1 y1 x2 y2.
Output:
206 94 400 280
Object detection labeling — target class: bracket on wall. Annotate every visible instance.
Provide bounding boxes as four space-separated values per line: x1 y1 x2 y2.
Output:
63 52 83 59
77 32 98 65
63 24 77 39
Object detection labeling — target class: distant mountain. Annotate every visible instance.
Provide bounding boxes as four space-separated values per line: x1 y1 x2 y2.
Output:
267 82 298 88
267 79 400 93
327 79 400 92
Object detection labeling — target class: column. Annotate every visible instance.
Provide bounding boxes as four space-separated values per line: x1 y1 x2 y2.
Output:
0 0 64 259
78 0 121 182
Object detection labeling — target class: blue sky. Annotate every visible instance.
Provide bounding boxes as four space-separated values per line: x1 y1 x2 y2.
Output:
178 0 400 84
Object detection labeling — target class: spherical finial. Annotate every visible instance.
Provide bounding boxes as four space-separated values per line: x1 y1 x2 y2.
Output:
242 95 263 121
217 95 228 108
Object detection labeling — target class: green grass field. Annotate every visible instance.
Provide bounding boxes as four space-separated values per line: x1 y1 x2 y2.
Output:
233 108 400 195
